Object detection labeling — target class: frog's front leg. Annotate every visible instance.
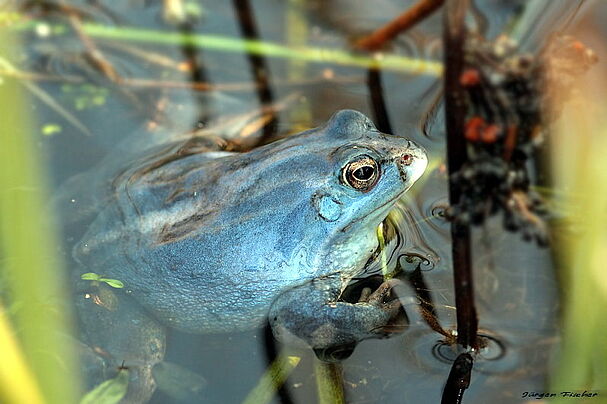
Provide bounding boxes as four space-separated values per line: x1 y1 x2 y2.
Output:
268 276 407 362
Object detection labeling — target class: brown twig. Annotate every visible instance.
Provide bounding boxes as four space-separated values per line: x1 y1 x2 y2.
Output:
356 0 444 51
443 0 479 349
59 0 120 82
100 41 190 72
0 68 362 92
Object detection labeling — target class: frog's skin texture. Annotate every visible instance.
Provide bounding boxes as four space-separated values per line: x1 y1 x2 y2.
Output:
72 110 427 400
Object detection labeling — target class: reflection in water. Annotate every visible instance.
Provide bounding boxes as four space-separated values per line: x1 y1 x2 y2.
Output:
394 203 440 270
367 68 393 134
175 16 212 128
232 0 278 144
434 333 507 370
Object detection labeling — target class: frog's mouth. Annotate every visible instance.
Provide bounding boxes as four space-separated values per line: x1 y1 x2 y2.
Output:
395 147 428 185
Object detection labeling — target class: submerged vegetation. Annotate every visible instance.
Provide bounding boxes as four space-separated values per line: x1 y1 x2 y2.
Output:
0 0 606 403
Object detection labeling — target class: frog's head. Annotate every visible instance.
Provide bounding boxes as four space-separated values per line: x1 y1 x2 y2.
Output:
307 110 427 230
283 109 427 271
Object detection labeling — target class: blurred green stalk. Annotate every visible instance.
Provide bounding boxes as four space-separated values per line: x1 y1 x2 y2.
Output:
1 12 442 76
0 308 45 404
314 361 345 404
0 24 79 404
241 354 300 404
81 23 440 74
549 74 607 400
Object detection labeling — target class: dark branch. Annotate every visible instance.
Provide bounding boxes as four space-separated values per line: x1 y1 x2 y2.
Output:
443 0 479 349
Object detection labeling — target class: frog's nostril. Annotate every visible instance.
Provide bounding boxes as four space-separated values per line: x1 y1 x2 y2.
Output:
400 154 413 166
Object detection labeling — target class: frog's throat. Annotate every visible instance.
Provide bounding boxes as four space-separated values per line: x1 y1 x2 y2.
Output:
337 188 408 235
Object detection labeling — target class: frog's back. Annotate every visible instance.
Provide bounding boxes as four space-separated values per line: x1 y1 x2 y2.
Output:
74 138 322 333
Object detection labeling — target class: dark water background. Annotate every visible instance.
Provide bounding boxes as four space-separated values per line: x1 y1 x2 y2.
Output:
18 0 604 402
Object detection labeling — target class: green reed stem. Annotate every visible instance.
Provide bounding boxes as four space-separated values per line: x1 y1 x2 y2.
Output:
1 12 442 75
242 355 300 404
315 361 345 404
549 94 607 401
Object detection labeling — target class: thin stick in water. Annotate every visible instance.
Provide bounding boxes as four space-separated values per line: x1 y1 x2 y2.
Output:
442 0 478 349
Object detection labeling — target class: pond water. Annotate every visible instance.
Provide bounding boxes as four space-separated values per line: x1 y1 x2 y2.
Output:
10 0 600 403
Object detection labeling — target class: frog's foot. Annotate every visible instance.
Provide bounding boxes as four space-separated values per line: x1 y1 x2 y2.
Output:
313 279 407 362
270 276 409 363
357 278 408 335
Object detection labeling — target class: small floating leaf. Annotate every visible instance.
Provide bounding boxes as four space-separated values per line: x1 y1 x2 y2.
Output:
41 124 62 136
92 95 106 106
81 273 124 288
79 369 129 404
80 273 101 281
99 278 124 289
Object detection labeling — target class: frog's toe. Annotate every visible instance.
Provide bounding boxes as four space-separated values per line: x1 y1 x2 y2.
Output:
361 279 408 335
358 286 373 302
364 278 402 305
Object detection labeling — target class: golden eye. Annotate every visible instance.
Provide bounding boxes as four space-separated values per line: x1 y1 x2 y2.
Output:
342 156 379 191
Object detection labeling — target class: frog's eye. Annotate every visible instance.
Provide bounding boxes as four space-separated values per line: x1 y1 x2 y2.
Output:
342 156 379 191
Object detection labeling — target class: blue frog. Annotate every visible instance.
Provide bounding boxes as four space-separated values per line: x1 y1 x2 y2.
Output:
70 110 427 401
